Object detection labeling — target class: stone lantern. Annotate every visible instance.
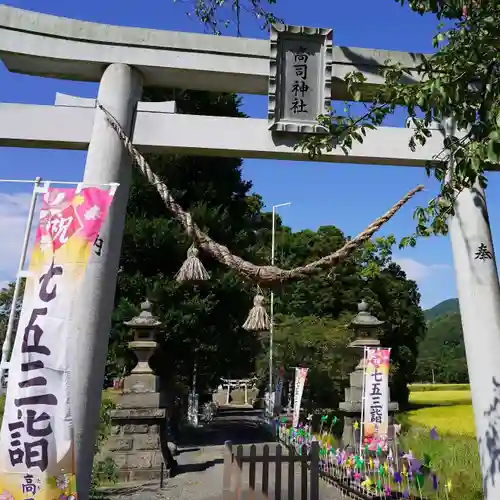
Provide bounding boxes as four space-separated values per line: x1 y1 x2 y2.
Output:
338 300 399 449
349 300 384 368
102 299 167 482
123 298 162 391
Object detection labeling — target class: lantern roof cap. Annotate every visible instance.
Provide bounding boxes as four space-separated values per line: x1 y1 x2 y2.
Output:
124 298 162 328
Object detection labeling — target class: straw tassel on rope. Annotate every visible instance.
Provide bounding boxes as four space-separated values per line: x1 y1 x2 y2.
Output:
243 293 270 332
175 243 210 282
97 101 425 286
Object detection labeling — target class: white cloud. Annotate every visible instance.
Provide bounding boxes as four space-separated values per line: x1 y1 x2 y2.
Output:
0 191 37 289
393 257 451 281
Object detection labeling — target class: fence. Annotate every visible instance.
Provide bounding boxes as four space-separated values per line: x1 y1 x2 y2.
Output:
222 440 320 500
275 422 429 500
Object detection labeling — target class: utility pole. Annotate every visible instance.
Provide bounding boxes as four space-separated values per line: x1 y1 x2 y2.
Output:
269 202 291 415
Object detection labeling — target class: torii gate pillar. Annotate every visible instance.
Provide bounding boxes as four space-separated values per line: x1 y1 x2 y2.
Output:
70 63 143 499
445 118 500 498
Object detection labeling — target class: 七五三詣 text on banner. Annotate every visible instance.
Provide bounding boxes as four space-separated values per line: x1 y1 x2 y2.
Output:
292 367 308 428
0 185 116 500
362 348 391 451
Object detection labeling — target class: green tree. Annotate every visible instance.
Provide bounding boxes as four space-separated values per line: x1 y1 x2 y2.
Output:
300 1 500 245
0 282 23 351
272 226 361 320
267 224 426 408
178 0 280 35
108 89 270 396
415 310 468 383
367 261 427 407
267 313 355 411
180 0 500 247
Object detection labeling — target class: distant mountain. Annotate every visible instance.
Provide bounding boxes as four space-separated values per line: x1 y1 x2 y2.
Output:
415 298 468 384
424 298 459 321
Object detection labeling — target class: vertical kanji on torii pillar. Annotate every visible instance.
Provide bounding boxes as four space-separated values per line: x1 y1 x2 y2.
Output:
444 117 500 499
69 64 143 500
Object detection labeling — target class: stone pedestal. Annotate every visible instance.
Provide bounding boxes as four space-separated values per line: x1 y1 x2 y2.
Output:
104 371 166 481
106 408 165 481
102 299 166 482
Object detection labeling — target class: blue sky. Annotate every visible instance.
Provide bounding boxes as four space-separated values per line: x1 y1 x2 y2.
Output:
1 0 498 309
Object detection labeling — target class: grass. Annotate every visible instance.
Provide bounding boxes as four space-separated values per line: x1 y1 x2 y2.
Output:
400 384 481 499
410 389 472 406
401 429 483 500
409 383 470 392
406 403 475 437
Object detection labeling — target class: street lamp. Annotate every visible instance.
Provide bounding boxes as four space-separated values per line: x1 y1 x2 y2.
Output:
269 202 291 415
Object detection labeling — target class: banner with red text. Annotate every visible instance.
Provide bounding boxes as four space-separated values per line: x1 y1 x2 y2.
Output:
0 186 115 500
292 367 308 428
362 348 391 451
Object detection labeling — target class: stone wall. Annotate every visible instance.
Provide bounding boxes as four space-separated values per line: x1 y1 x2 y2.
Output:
103 408 166 482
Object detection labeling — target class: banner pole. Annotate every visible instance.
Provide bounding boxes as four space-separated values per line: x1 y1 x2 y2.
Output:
359 346 368 456
0 176 42 388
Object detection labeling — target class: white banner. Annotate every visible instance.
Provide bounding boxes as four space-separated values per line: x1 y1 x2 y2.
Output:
274 366 285 415
0 186 114 499
362 348 391 451
292 367 308 428
188 393 199 427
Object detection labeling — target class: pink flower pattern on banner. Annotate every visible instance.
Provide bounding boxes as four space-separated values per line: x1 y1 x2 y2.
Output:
36 187 114 251
367 348 390 370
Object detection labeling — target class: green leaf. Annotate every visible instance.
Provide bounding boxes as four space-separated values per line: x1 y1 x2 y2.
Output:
487 140 500 164
399 236 411 249
472 155 481 171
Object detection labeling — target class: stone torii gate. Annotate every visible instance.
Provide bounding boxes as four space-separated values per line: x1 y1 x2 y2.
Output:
1 6 500 499
219 377 258 406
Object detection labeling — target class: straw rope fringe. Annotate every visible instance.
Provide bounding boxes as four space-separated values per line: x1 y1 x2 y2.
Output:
175 243 210 282
242 293 271 331
97 102 424 286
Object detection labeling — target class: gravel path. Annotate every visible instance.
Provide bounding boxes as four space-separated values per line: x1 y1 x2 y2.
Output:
99 409 344 500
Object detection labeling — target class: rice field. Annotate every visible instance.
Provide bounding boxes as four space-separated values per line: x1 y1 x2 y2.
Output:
409 383 470 392
408 386 474 437
406 403 475 436
401 384 482 499
406 385 474 436
410 388 472 405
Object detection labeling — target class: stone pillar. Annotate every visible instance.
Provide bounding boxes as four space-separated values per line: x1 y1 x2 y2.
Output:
103 299 166 482
70 63 143 500
444 118 500 499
